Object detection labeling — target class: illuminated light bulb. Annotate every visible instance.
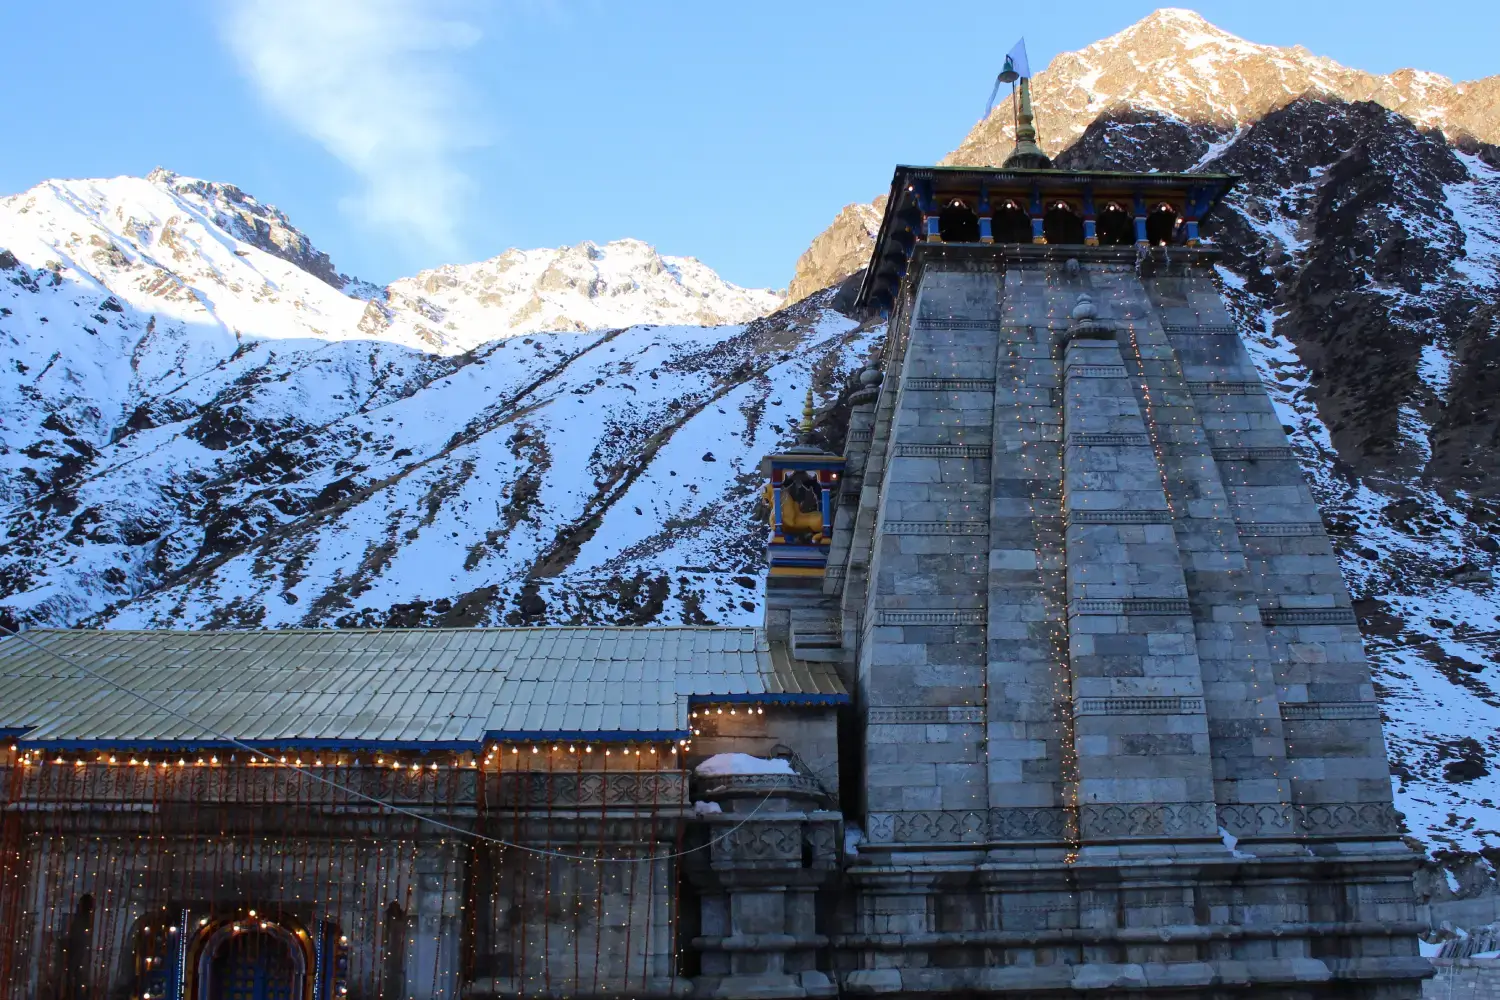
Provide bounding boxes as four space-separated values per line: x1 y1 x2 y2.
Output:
511 747 519 754
584 745 592 753
531 746 539 754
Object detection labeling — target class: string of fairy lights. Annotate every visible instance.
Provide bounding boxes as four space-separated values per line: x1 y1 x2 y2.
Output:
1119 277 1297 838
1034 285 1083 865
0 625 783 1000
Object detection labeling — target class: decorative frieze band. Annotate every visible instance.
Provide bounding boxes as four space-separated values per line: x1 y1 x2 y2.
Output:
1162 323 1238 335
1067 433 1151 447
1187 380 1264 395
875 609 986 626
1216 803 1294 838
1074 696 1205 716
1069 598 1192 616
1212 446 1295 462
904 378 994 392
867 706 984 725
894 444 991 459
1280 701 1381 721
1066 365 1128 378
1066 509 1174 525
1295 802 1400 837
883 521 988 536
1237 523 1324 537
847 428 874 442
1259 608 1358 627
1078 801 1217 839
824 565 847 579
914 318 998 330
865 807 1074 844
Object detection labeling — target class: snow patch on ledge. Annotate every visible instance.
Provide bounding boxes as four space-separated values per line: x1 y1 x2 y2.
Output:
695 753 795 776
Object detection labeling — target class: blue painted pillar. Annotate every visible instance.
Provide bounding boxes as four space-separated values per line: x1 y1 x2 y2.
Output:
1133 191 1149 245
977 183 994 243
1082 185 1098 246
1030 184 1046 244
1183 185 1206 245
916 179 940 243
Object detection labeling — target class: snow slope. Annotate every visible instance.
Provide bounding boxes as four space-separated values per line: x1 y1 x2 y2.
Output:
0 170 852 634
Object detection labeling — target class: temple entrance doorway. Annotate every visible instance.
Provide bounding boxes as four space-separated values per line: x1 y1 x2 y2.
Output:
196 921 307 1000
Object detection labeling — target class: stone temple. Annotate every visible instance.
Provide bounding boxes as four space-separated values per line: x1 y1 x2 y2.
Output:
0 83 1427 999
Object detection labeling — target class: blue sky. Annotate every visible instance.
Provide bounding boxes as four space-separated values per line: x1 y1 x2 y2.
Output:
1 1 1495 290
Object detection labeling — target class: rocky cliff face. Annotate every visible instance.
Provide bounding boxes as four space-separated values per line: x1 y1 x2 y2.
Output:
786 198 884 303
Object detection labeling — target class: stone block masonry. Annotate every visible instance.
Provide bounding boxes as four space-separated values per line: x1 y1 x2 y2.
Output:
838 244 1425 998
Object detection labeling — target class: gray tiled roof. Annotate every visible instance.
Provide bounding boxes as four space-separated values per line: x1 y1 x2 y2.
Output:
0 627 846 748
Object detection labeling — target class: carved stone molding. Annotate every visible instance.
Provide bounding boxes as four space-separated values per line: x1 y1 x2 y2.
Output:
864 810 987 844
1068 598 1191 616
914 318 998 330
1066 365 1128 378
1067 433 1151 447
893 444 991 459
904 378 994 392
1280 701 1381 721
712 822 805 864
875 610 985 626
1237 523 1324 537
1216 802 1295 838
490 772 686 809
884 520 988 535
1187 380 1263 395
1260 608 1358 627
988 807 1075 842
1073 696 1205 717
1078 802 1217 839
1212 446 1295 462
1067 509 1174 525
1294 802 1400 837
848 428 874 442
1161 324 1237 335
698 772 827 804
867 707 984 725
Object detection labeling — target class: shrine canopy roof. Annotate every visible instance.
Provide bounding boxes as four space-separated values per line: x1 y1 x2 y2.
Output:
855 163 1238 310
0 627 846 751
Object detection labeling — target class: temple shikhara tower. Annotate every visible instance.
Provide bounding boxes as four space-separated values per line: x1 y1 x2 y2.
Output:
0 72 1426 1000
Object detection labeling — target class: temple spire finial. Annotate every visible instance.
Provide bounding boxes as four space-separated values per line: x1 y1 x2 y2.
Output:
1004 77 1053 170
799 386 815 438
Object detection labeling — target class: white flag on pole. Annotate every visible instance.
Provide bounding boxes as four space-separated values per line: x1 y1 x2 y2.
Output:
1000 38 1031 82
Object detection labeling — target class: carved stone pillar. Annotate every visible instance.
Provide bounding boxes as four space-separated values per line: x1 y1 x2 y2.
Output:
687 772 840 999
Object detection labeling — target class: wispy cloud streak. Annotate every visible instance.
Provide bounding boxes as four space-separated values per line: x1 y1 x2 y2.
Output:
222 0 482 255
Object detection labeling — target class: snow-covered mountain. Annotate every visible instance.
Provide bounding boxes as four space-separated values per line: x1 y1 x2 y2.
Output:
0 168 846 636
4 9 1500 860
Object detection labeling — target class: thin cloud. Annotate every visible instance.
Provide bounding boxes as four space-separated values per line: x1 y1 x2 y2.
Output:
222 0 483 256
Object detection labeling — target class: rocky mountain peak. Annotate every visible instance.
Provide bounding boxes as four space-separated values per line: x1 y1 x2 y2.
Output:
943 10 1499 169
146 167 347 289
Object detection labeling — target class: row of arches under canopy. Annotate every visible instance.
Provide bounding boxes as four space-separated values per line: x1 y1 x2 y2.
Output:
935 198 1181 246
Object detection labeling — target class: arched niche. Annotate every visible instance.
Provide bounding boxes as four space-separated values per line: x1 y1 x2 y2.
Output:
938 199 980 243
1043 200 1085 246
1097 202 1135 246
992 199 1032 243
192 917 311 1000
1146 203 1179 246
